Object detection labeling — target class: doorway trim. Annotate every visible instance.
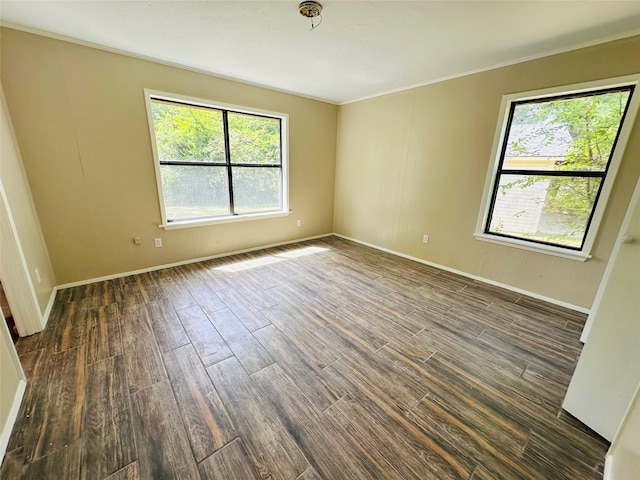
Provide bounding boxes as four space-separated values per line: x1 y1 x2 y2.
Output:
0 181 46 335
0 307 26 460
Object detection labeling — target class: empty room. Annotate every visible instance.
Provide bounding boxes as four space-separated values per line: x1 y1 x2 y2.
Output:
1 2 639 479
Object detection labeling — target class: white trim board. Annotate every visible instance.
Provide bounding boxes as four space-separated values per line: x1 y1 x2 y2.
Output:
0 182 46 335
57 233 333 289
341 31 640 105
3 22 639 107
0 378 25 461
333 234 590 315
12 288 58 338
603 455 614 480
55 231 589 314
603 382 640 479
580 176 640 343
42 287 58 325
0 309 26 461
0 23 338 106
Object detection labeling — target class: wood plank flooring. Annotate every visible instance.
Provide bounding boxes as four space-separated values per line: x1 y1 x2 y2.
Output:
1 236 609 479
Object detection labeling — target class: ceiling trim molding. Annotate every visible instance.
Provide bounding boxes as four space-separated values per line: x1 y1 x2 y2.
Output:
339 30 640 106
1 20 639 106
0 22 339 106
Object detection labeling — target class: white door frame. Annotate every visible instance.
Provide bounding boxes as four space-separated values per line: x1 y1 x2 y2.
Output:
581 177 640 343
0 306 26 461
0 180 45 335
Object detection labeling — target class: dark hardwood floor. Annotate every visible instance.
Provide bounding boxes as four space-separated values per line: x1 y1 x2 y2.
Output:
1 236 608 479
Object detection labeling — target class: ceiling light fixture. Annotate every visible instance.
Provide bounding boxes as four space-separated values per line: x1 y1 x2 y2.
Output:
299 1 323 31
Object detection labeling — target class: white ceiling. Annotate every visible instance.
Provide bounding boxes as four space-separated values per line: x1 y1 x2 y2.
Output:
1 1 639 104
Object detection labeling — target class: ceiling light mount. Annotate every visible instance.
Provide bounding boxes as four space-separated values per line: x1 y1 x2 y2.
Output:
299 1 322 19
299 1 323 30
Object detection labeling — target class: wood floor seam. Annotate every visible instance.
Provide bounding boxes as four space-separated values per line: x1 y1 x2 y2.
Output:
2 236 608 480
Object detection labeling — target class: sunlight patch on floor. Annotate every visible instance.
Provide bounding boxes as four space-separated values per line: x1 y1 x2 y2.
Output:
214 246 329 272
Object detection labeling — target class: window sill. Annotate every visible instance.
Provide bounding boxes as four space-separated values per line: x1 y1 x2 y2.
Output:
159 211 290 230
473 233 591 262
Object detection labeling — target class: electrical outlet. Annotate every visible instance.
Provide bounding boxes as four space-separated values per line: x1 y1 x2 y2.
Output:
154 238 162 248
422 235 429 244
133 236 142 245
35 268 42 284
296 219 302 227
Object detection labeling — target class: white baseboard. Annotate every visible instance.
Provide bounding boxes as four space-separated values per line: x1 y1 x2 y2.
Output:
0 378 25 464
603 454 613 480
40 286 58 329
333 233 590 315
57 233 333 290
54 231 589 315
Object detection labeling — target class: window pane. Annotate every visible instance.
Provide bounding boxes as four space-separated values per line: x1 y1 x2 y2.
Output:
504 90 632 172
232 167 281 213
161 165 229 220
151 100 225 163
488 174 603 248
228 112 281 165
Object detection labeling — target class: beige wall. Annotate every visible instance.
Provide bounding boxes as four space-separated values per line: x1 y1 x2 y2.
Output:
2 26 638 307
1 87 56 318
1 28 337 285
334 35 640 309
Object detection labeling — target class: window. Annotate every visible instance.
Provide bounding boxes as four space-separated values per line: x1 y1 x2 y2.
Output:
475 76 639 260
145 91 288 228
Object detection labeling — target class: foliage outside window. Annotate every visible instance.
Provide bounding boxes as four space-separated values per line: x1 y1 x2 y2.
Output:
146 92 287 227
476 78 638 259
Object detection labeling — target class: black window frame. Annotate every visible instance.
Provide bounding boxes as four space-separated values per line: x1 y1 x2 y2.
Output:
484 85 635 251
147 94 287 225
